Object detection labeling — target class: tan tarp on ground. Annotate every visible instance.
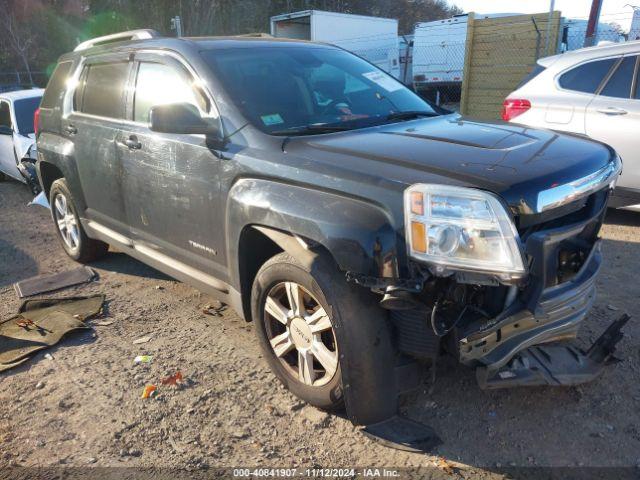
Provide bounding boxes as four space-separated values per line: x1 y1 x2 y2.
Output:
0 295 105 372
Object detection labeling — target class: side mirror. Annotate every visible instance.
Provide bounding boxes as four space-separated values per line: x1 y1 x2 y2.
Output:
149 103 221 137
0 125 13 135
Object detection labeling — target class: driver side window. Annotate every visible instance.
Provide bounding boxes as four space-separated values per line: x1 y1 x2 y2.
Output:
0 101 12 130
133 61 208 123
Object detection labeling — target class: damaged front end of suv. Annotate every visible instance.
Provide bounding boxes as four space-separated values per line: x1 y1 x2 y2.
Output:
380 156 626 390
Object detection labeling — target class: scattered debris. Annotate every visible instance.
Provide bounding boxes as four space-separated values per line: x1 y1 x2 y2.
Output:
28 190 49 209
436 457 456 475
134 355 153 364
94 320 114 327
202 303 227 317
161 371 184 386
14 266 97 298
0 295 105 372
607 304 620 311
141 385 157 399
133 335 153 345
44 353 53 361
35 381 45 390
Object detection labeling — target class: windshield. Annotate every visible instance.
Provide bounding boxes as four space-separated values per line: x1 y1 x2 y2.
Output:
201 46 437 135
14 96 41 135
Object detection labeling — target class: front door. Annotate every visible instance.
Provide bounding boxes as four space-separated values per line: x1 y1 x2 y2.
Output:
119 53 226 279
66 54 132 235
0 100 19 180
585 55 640 191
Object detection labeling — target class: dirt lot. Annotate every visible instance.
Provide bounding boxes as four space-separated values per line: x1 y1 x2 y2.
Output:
1 179 640 478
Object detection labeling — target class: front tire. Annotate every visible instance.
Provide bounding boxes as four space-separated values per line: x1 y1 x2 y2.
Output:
50 178 108 263
252 252 344 410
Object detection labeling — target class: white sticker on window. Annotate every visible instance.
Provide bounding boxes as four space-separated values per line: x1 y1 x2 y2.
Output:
362 71 403 92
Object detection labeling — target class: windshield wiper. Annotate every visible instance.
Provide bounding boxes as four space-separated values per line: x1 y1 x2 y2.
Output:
271 124 355 136
385 111 440 121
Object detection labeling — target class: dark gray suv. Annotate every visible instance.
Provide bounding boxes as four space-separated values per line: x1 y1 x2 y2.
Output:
36 30 626 430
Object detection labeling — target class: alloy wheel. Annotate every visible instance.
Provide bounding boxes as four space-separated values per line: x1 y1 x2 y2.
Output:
264 282 338 387
53 193 80 252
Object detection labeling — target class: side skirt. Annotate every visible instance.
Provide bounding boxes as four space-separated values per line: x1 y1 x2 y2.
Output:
83 219 244 318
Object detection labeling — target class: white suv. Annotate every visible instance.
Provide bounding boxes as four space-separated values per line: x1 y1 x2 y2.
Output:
503 41 640 209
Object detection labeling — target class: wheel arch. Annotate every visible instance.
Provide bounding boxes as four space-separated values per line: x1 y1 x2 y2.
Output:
37 161 65 199
227 178 401 320
237 224 336 323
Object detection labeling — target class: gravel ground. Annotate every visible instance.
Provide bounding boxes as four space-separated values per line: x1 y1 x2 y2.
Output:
1 179 639 478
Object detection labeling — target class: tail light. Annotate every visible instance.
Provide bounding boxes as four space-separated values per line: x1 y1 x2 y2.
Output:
34 107 41 135
501 99 531 121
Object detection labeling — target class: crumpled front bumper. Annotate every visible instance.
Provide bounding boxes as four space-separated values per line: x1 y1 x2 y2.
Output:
458 188 628 387
459 239 601 371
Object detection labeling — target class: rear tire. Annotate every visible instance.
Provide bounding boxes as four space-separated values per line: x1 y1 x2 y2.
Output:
49 178 108 263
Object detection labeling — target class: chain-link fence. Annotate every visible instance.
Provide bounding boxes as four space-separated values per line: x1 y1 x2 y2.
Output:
0 71 49 92
411 18 466 110
404 10 638 117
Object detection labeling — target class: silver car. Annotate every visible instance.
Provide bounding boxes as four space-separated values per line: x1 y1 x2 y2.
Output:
503 41 640 210
0 88 43 190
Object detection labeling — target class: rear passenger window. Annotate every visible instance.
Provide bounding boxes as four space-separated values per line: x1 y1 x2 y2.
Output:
77 62 129 119
133 62 208 123
559 58 617 93
600 56 636 99
41 61 72 109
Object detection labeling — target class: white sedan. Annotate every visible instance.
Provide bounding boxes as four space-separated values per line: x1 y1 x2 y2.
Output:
0 88 43 189
503 41 639 209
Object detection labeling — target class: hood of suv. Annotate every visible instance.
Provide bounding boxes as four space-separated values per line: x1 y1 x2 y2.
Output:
287 114 616 215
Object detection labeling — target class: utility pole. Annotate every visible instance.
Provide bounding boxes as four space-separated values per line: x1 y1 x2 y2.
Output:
584 0 604 47
171 16 183 37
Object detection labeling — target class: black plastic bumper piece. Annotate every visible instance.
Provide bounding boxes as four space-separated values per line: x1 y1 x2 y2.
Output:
476 314 629 389
362 416 442 453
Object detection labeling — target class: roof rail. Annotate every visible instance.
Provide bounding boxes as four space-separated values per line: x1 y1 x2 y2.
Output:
74 29 162 52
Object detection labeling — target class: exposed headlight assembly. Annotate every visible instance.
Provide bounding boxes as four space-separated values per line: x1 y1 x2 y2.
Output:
404 184 526 278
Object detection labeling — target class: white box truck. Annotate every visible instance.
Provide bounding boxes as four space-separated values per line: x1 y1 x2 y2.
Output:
411 13 625 102
411 13 521 101
270 10 400 78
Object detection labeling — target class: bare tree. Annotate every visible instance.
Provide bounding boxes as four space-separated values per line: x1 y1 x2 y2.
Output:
0 0 35 83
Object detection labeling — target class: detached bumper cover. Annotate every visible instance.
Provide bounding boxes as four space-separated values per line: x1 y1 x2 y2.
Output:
460 188 610 373
477 314 629 389
459 240 601 371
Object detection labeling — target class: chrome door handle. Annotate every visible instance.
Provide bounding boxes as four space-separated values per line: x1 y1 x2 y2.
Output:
597 107 628 115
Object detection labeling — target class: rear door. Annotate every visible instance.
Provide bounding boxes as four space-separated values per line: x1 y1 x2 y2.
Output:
68 54 132 235
546 56 619 132
119 52 226 278
585 55 640 190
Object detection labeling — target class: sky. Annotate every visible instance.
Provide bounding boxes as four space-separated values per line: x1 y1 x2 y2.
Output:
449 0 639 31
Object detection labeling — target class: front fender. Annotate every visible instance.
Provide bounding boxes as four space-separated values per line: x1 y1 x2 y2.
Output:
226 178 400 282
